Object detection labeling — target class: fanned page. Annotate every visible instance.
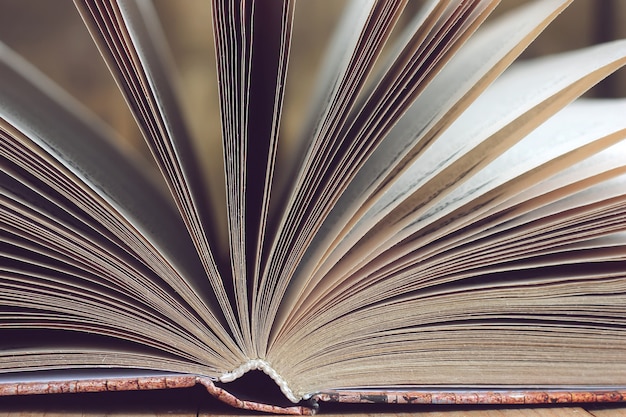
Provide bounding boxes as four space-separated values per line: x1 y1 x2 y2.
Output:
1 0 626 413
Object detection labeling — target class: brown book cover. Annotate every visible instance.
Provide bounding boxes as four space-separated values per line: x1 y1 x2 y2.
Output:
1 375 626 414
0 375 313 415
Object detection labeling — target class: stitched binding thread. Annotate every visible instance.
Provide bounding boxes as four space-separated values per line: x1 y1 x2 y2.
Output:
219 359 299 403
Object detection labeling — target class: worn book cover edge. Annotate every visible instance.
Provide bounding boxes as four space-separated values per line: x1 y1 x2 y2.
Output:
1 374 626 415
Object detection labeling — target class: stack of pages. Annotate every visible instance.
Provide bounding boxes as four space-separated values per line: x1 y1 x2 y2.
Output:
1 0 626 413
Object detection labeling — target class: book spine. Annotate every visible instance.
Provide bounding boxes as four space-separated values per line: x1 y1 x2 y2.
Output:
0 375 314 415
196 376 314 415
313 388 626 405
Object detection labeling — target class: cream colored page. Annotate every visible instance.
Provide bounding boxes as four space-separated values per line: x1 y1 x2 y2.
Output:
90 0 251 349
401 174 626 289
318 0 572 245
0 44 207 287
0 37 247 362
360 43 626 235
1 178 237 372
413 99 626 231
294 0 377 143
336 139 626 311
493 173 626 237
284 42 626 326
260 0 412 353
486 138 626 217
350 102 626 291
407 142 626 277
268 251 626 398
287 0 572 302
329 40 626 276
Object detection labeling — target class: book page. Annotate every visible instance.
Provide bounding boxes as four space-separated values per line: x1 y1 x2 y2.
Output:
400 99 626 247
260 0 412 352
303 39 626 307
210 0 296 355
487 140 626 219
0 41 244 366
413 140 626 272
74 0 245 341
272 0 500 344
281 0 572 324
268 253 626 399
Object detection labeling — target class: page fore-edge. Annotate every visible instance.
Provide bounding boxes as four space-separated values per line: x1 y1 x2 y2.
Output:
1 374 626 414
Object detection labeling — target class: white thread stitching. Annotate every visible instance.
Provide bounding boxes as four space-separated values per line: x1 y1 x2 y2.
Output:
219 359 300 403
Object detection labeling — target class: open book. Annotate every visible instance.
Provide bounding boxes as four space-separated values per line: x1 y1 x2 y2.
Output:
1 0 626 414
